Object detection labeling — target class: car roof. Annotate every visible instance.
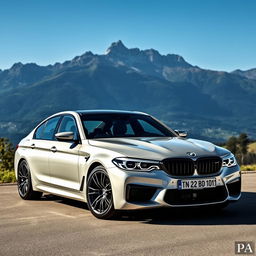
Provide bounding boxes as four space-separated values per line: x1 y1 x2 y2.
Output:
75 109 148 115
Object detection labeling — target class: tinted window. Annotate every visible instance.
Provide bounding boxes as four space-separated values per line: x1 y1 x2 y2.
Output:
58 116 78 136
137 119 164 136
84 120 102 134
34 122 46 139
34 116 60 140
81 114 175 139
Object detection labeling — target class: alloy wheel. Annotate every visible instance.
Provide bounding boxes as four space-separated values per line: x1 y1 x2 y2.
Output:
18 161 30 197
87 168 113 216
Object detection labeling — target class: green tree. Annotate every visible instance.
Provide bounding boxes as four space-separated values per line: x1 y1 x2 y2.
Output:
0 138 15 171
226 136 238 155
238 133 249 165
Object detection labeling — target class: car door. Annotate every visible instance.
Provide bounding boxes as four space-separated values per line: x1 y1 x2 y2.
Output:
49 115 81 191
28 116 61 184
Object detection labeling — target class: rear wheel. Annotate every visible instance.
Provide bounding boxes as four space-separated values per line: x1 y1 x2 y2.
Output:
86 166 115 219
17 160 42 200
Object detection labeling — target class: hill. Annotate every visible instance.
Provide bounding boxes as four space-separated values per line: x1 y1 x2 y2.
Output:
0 40 256 144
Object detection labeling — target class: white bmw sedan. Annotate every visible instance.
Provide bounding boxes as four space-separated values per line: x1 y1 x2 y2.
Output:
15 110 241 219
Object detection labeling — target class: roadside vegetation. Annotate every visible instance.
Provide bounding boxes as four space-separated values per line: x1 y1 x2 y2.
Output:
0 134 256 183
240 164 256 172
0 138 16 183
225 133 256 167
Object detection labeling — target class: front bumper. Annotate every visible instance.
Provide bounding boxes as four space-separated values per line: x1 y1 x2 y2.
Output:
107 165 241 210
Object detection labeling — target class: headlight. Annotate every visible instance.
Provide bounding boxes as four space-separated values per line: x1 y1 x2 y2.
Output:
222 154 237 168
112 157 161 171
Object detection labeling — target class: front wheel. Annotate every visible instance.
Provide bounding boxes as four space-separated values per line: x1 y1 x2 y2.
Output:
86 166 115 219
17 160 42 200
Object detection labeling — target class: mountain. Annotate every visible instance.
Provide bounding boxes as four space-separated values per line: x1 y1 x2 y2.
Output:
232 68 256 80
0 40 256 144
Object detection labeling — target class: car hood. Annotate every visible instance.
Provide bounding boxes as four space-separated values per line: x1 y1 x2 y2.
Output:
88 137 229 160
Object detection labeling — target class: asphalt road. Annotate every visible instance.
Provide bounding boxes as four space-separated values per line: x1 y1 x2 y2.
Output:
0 173 255 256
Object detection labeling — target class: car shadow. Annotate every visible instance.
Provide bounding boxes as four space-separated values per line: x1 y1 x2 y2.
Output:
118 192 256 225
41 194 89 210
41 192 256 225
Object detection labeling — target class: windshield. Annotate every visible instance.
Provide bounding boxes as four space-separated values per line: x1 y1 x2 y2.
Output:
80 113 176 139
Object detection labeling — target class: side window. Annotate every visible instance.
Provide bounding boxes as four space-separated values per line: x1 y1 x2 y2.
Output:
34 122 46 139
42 116 61 140
58 116 78 137
34 116 61 140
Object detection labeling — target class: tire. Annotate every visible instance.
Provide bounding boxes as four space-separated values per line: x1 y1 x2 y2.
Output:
86 165 115 219
17 160 42 200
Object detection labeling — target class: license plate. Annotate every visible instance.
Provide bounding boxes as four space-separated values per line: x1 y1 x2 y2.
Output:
177 178 217 190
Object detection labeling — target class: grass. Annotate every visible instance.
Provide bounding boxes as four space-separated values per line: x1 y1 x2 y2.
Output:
248 142 256 153
0 170 16 183
240 164 256 172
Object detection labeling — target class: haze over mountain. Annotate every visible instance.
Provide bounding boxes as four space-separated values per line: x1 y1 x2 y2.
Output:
0 40 255 144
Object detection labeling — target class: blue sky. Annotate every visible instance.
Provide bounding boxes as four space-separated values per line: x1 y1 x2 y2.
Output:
0 0 255 71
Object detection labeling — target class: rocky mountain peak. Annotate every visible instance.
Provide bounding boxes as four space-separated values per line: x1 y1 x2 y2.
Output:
10 62 23 70
105 40 128 55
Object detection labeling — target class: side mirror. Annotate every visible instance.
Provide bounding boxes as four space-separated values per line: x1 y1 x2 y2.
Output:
175 130 187 138
55 132 74 141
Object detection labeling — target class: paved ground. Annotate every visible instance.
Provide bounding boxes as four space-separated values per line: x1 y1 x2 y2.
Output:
0 173 255 256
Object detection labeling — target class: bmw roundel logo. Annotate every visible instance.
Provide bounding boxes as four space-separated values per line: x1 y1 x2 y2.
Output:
187 152 197 157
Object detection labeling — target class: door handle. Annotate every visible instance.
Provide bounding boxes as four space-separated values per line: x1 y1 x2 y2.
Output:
50 146 57 153
30 144 35 149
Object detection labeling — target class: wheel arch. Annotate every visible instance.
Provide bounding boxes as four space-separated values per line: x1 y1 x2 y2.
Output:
86 162 104 181
16 158 26 177
83 161 106 200
18 158 26 166
16 157 39 192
